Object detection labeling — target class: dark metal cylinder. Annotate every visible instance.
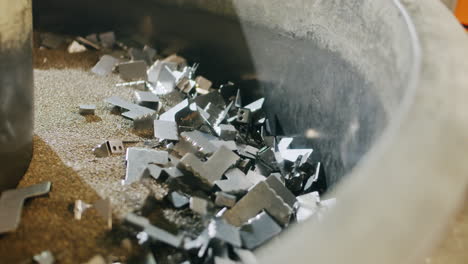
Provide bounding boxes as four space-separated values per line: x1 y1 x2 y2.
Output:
0 1 34 192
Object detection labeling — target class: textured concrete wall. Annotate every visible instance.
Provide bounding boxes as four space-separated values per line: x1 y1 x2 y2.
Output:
258 0 468 263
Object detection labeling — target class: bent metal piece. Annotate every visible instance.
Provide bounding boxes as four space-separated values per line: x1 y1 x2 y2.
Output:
0 182 52 233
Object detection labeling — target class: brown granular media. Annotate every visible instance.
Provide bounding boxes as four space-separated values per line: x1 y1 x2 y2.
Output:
33 32 103 70
0 137 126 264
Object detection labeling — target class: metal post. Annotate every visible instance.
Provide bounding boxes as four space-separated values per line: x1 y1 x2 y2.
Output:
0 0 34 191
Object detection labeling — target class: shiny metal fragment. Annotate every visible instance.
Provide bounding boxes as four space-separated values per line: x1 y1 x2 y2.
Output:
143 164 163 180
74 200 92 220
118 60 148 81
33 250 55 264
116 80 148 91
94 198 112 229
163 167 184 179
163 54 187 69
216 124 237 140
178 77 196 94
156 65 178 93
135 91 159 109
143 45 157 65
223 181 292 227
79 104 96 115
98 31 115 48
104 96 156 120
195 76 212 92
234 89 242 108
147 60 177 85
107 140 125 155
92 142 111 157
68 41 86 53
92 140 124 157
168 192 189 208
159 99 189 121
0 182 52 233
92 55 119 76
236 108 251 124
215 168 252 194
240 212 282 249
208 218 242 247
303 162 328 194
175 131 217 157
125 213 184 248
40 33 63 49
244 98 265 113
265 175 297 207
178 146 240 187
74 198 112 229
210 140 237 151
128 47 146 62
85 33 99 45
190 197 212 216
215 192 237 208
76 36 101 50
297 191 320 209
124 148 168 185
277 137 313 162
154 120 179 141
245 170 266 185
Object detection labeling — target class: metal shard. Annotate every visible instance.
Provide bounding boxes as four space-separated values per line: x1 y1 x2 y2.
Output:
210 140 237 151
217 124 237 140
154 120 179 141
92 55 119 76
118 60 148 81
124 148 168 185
244 98 264 113
178 146 240 187
208 218 242 247
33 250 55 264
236 108 251 124
215 168 252 194
265 176 297 208
0 182 52 233
215 192 237 208
79 104 96 115
177 131 217 157
135 91 159 109
147 60 177 85
223 181 292 227
168 192 190 208
240 212 282 249
105 96 156 121
94 198 112 229
159 99 189 122
195 76 212 91
278 137 313 162
190 197 211 216
98 31 115 48
125 213 184 248
245 170 266 185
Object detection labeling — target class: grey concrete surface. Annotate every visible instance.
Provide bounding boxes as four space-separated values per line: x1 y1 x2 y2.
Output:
258 0 468 263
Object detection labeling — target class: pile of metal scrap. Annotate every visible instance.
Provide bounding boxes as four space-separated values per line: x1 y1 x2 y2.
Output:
38 31 336 263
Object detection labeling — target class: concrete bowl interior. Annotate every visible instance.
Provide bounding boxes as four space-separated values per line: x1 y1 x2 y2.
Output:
33 0 468 263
